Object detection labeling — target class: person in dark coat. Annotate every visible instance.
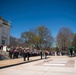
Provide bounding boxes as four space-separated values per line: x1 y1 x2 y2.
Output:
13 49 17 59
0 45 1 49
16 49 19 58
40 50 42 59
23 50 27 61
9 49 13 59
26 50 30 61
70 49 73 57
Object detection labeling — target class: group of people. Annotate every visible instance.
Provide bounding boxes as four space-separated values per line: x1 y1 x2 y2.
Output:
5 45 50 61
40 50 49 59
9 48 19 59
23 50 49 61
8 47 31 60
23 49 30 61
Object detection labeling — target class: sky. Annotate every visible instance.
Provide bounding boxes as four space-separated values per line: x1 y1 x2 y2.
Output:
0 0 76 38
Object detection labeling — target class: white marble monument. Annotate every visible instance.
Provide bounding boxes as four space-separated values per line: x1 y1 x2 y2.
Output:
0 16 11 46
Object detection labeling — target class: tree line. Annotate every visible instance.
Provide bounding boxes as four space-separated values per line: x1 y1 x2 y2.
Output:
10 26 76 53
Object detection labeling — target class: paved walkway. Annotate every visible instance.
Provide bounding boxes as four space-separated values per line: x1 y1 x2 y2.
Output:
0 56 41 68
0 56 76 75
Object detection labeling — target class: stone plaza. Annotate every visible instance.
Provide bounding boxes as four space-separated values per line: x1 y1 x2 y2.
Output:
0 56 76 75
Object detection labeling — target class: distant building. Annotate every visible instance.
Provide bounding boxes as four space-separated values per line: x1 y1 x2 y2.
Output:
0 17 11 45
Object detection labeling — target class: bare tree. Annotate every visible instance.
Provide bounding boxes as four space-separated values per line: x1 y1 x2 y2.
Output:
37 26 54 50
21 26 54 50
56 27 74 52
10 36 23 47
21 31 36 48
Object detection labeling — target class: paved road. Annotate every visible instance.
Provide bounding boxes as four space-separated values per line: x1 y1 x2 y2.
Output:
0 56 76 75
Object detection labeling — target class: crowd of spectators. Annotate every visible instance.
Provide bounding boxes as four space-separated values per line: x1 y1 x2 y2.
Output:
7 47 41 59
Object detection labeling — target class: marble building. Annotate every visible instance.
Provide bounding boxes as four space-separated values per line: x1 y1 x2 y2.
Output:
0 17 11 45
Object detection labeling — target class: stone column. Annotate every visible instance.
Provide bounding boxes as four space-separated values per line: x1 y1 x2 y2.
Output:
7 28 10 45
0 27 1 45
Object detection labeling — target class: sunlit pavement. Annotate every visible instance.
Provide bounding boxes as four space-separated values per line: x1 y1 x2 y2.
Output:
0 56 41 68
0 56 76 75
